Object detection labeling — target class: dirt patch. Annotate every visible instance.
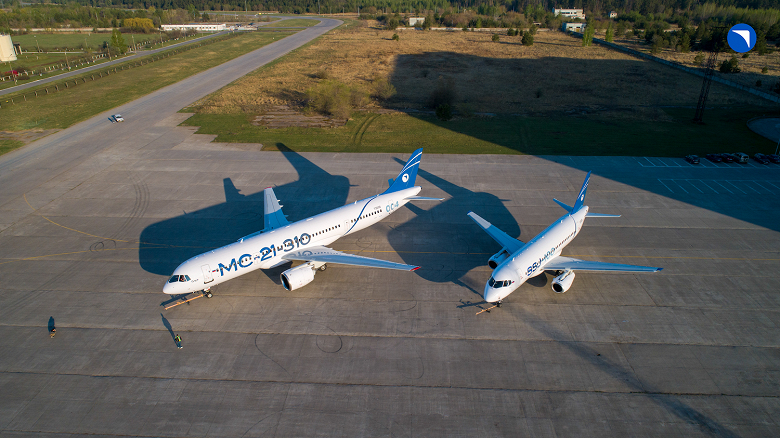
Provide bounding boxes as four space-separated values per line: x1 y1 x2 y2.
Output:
252 105 347 128
190 23 771 121
0 129 59 144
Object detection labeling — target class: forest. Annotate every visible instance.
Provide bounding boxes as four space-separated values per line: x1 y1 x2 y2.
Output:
1 0 779 40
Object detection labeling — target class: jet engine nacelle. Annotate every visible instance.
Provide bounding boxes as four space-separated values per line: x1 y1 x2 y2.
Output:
281 263 316 291
551 270 575 293
488 249 510 269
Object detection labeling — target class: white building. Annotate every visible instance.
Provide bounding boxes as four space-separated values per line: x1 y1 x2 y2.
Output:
609 11 618 19
0 34 17 62
553 8 586 19
562 22 586 32
408 17 425 27
160 24 227 32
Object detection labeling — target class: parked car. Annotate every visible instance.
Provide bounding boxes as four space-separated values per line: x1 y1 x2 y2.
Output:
753 153 770 165
113 114 124 122
705 153 722 163
733 152 749 163
684 154 700 164
766 154 780 164
719 153 735 163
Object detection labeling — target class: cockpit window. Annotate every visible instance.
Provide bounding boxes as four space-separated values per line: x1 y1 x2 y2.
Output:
488 277 495 287
169 275 190 283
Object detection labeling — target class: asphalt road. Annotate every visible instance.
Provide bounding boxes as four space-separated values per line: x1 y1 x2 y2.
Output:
1 15 779 438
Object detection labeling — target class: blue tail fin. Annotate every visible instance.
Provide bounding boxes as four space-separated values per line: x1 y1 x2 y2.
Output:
383 148 423 194
571 171 591 212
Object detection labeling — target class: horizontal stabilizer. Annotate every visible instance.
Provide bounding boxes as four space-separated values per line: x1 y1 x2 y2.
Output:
406 196 444 201
553 198 573 212
263 187 290 231
586 213 621 218
283 246 419 271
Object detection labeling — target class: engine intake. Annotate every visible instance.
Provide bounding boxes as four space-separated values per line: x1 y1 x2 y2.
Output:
488 249 510 269
281 263 316 291
551 270 575 293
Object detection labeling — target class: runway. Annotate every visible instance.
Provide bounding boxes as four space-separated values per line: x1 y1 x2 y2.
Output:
1 17 779 438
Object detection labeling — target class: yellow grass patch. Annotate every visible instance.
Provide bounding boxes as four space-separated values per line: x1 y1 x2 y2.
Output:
192 24 771 120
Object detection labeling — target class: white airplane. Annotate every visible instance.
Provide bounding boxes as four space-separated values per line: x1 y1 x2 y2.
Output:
468 171 661 305
163 148 441 297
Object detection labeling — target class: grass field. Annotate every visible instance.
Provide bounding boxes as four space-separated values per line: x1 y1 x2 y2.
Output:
192 25 772 116
11 33 161 52
0 31 293 134
181 23 777 156
182 107 775 156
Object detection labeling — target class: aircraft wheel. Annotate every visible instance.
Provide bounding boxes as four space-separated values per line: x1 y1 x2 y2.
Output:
205 291 213 298
318 264 327 271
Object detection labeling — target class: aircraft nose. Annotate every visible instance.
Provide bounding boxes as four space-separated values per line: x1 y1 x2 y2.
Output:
483 283 500 303
163 282 172 294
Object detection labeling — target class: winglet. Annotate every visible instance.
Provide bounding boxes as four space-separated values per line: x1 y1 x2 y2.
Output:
572 171 591 212
383 148 423 194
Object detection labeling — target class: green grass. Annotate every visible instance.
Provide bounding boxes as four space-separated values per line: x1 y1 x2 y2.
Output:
0 139 25 155
10 33 160 52
264 19 319 27
0 31 294 133
1 52 119 91
181 108 777 156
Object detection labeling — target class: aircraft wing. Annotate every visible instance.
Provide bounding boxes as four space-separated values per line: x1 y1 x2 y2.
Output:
544 256 662 272
263 187 290 231
282 246 419 271
467 211 524 253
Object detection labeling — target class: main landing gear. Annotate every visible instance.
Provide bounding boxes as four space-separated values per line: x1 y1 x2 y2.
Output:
203 288 213 298
318 264 327 271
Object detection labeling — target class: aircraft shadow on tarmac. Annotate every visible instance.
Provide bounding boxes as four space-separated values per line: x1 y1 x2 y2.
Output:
386 161 523 294
138 144 350 277
386 52 780 233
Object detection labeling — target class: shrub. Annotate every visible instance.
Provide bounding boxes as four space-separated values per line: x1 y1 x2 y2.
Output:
492 34 500 42
719 56 740 73
522 32 534 46
314 69 330 79
742 53 749 58
373 77 397 100
694 53 704 65
305 80 363 119
435 104 453 121
392 33 399 41
430 76 456 109
762 66 769 74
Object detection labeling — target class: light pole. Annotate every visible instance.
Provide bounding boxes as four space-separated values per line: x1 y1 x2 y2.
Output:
34 35 40 53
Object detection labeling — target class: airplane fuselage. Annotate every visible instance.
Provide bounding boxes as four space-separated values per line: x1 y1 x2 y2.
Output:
163 186 421 294
484 207 588 303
